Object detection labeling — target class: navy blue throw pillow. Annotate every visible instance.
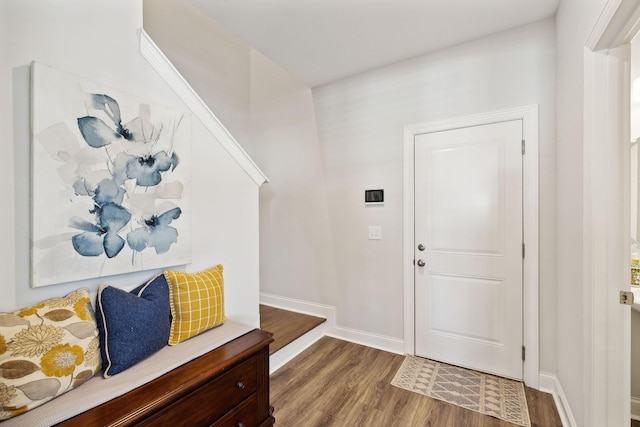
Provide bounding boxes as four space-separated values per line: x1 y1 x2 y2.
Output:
96 273 171 377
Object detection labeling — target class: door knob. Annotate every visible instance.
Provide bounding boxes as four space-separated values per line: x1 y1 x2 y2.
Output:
417 243 425 251
416 259 426 267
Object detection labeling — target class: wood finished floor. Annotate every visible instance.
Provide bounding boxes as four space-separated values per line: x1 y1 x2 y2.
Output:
270 336 563 427
263 306 562 426
260 304 326 355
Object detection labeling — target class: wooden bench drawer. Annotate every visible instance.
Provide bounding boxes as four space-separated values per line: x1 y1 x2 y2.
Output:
137 356 258 427
210 394 258 427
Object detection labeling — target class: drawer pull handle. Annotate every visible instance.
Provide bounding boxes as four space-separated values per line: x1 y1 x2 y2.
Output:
237 423 246 427
236 381 245 390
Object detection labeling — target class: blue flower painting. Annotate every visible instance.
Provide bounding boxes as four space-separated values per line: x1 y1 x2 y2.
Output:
127 207 182 254
30 62 191 287
70 202 132 258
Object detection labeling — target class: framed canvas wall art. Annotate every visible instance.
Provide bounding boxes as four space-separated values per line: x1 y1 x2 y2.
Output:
30 62 192 287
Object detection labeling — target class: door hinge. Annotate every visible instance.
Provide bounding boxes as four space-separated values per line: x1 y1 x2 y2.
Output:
522 243 525 258
522 140 525 155
522 345 526 361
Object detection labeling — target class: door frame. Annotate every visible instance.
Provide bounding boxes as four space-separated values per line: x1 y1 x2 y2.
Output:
403 105 539 388
583 0 639 424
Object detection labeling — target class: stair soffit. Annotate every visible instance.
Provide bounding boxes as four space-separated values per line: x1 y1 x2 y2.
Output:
139 29 268 187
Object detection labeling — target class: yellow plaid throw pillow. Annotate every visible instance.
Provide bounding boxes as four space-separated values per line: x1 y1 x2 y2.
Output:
164 265 225 345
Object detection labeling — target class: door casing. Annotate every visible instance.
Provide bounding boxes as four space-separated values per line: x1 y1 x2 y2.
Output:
583 0 637 424
403 105 539 388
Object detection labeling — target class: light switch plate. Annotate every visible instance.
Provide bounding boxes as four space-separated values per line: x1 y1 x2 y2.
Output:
368 226 382 240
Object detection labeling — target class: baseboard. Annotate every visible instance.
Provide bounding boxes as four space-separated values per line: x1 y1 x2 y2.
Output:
631 396 640 421
327 326 404 355
539 371 576 427
269 322 326 374
260 293 336 325
260 293 405 357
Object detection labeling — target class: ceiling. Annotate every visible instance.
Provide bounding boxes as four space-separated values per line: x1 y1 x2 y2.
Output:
189 0 560 88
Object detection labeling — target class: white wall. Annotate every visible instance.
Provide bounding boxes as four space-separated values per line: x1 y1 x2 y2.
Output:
249 50 340 306
312 20 557 348
0 0 261 327
144 0 341 309
143 0 251 147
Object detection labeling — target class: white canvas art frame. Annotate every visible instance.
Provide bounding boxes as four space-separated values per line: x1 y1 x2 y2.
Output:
30 62 192 287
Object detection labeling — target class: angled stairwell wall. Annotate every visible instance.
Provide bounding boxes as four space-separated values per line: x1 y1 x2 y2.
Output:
143 0 341 316
0 0 263 329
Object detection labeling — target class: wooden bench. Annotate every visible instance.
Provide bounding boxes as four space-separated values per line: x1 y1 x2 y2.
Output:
3 322 274 427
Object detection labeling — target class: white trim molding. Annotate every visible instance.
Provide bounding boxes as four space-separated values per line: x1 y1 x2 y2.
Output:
539 372 577 427
586 0 640 51
326 325 404 355
260 293 405 360
269 322 326 374
582 0 639 424
260 292 336 325
402 105 540 388
138 29 268 187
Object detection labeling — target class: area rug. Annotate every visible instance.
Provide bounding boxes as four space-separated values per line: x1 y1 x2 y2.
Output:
391 355 531 427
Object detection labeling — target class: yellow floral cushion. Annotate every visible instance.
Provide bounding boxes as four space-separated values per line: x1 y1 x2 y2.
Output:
0 289 101 420
164 265 225 345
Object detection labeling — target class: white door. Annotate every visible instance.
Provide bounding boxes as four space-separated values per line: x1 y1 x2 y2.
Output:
414 120 523 380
